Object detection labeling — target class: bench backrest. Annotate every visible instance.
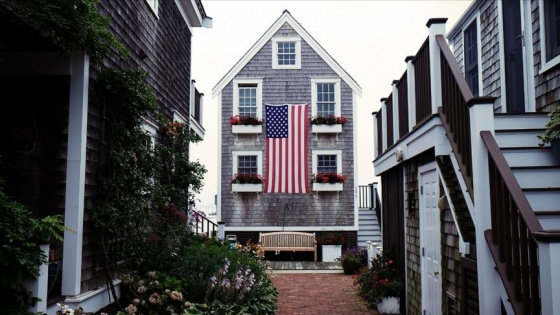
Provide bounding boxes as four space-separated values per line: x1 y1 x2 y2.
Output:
259 232 316 248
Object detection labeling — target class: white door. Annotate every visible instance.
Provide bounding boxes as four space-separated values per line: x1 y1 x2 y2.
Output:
419 163 442 315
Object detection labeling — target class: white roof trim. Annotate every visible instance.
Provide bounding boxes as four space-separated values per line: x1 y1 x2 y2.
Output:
212 10 362 98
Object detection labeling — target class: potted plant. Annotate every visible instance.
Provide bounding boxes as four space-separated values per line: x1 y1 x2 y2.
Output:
537 106 560 163
231 173 264 192
309 115 347 133
337 247 367 275
355 250 403 314
311 172 345 191
231 115 264 134
316 232 345 262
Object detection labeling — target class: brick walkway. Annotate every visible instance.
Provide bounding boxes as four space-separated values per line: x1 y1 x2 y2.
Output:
270 272 380 315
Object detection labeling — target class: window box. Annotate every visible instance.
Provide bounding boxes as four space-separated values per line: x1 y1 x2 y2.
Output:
311 124 342 134
232 183 263 193
312 182 343 192
232 124 262 134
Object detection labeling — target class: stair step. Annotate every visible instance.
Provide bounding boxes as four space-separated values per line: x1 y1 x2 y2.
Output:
537 214 560 230
495 129 544 148
502 148 557 167
494 113 549 131
512 168 560 189
524 190 560 212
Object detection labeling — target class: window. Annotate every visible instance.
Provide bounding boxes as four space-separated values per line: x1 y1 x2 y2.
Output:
317 155 337 173
238 84 257 117
311 78 341 118
272 37 301 69
233 79 262 118
142 119 158 150
312 150 342 174
540 0 560 72
464 20 479 96
237 156 258 174
232 151 263 176
144 0 158 16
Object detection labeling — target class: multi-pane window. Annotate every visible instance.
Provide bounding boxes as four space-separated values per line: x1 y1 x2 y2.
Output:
277 42 296 66
238 84 257 117
317 155 337 173
237 156 258 174
316 83 336 117
545 0 560 62
464 20 479 96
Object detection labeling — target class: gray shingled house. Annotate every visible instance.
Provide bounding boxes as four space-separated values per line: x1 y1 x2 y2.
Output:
0 1 210 313
373 1 560 314
212 10 366 254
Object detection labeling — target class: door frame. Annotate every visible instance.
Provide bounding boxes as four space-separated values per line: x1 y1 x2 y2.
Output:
418 161 442 314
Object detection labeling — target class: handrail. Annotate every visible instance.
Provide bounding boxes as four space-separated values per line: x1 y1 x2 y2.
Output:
436 34 476 199
192 212 218 237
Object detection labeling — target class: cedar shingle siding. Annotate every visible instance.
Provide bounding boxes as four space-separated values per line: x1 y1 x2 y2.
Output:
220 22 355 228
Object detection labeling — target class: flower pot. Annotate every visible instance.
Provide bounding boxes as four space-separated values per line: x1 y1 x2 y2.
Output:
377 296 400 314
311 124 342 134
232 124 262 134
312 182 343 192
341 260 361 275
231 183 263 192
321 245 342 262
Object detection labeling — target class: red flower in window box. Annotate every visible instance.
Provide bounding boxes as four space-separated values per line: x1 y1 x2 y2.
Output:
230 115 264 126
309 115 348 125
311 172 345 184
231 173 264 184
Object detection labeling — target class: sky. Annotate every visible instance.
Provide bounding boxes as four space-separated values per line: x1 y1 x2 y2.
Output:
190 0 473 214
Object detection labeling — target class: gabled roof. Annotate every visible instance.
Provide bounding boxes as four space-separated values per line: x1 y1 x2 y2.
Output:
212 10 362 98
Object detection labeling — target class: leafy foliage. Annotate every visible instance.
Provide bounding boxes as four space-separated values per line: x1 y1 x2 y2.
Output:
537 106 560 146
338 247 367 275
230 115 264 126
0 179 64 315
0 0 127 63
354 250 404 307
231 173 264 184
311 172 345 184
309 115 348 125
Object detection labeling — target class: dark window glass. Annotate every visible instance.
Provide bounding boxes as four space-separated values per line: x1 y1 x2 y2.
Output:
317 155 337 173
464 21 479 96
545 0 560 61
277 42 296 65
238 156 257 174
316 83 335 117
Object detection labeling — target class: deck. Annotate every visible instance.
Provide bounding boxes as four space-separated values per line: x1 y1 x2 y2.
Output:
267 261 343 273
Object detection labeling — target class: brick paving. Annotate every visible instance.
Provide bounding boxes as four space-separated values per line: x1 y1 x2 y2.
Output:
270 272 380 315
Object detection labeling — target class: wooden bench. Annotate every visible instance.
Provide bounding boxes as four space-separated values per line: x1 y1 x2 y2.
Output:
259 231 317 262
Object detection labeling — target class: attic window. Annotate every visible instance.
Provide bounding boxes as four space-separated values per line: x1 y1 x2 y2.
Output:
272 37 301 69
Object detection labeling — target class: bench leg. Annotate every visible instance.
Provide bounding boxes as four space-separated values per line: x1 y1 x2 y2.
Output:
314 250 317 262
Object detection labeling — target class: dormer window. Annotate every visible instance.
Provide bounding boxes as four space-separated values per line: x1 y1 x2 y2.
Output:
272 37 301 69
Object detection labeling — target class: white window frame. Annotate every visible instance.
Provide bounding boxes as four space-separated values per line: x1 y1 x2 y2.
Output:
312 150 342 175
539 0 560 73
142 119 158 149
272 37 301 69
232 150 263 176
232 78 263 118
311 78 341 118
461 15 482 97
144 0 159 17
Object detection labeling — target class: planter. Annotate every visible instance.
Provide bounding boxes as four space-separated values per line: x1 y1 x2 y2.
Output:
341 260 362 275
231 183 263 192
321 245 342 262
312 182 343 192
551 138 560 164
311 124 342 134
377 296 400 314
232 124 262 134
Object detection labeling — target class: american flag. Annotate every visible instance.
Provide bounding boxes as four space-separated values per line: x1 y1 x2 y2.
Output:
265 104 309 193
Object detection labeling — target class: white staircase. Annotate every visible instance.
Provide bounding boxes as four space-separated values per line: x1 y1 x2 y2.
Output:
357 208 382 248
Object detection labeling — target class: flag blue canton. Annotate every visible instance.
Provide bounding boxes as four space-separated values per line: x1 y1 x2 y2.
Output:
265 105 288 138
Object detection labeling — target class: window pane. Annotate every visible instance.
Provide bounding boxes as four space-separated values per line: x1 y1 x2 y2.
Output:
277 42 296 66
546 0 560 60
464 21 479 96
238 86 257 117
317 155 337 173
316 83 336 117
238 156 258 174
